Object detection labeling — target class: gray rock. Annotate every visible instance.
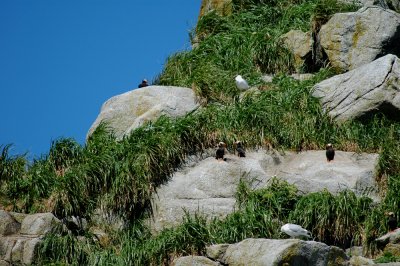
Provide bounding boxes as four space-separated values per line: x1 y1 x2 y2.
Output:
23 238 41 265
312 54 400 122
0 236 41 265
219 238 348 266
340 0 400 12
0 237 15 262
87 86 199 139
267 150 379 199
172 256 221 266
346 246 364 256
349 255 375 265
150 149 378 232
376 228 400 247
0 260 10 266
206 244 230 261
281 30 313 71
20 213 60 235
320 6 400 72
8 212 28 224
0 211 20 236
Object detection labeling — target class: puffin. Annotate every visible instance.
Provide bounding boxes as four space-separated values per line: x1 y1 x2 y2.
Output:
388 212 398 232
235 141 246 157
326 143 335 162
216 142 226 161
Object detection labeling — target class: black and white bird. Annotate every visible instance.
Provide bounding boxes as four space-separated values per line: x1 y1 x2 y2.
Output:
216 142 226 161
235 75 250 90
281 223 312 239
388 212 398 232
326 143 335 162
235 141 246 157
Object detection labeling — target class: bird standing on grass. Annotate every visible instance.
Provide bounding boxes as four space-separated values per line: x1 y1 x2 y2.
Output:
326 143 335 162
281 223 312 239
235 75 250 90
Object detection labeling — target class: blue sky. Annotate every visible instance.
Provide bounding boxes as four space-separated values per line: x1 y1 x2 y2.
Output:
0 1 201 158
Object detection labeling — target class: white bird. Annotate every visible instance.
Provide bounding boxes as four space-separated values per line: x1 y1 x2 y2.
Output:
281 223 312 239
235 75 250 90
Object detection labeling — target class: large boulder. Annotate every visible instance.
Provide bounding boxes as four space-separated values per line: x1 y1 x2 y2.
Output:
0 211 58 265
0 211 20 236
319 6 400 72
376 228 400 247
150 149 378 232
312 54 400 122
88 86 199 139
0 236 42 265
20 213 60 235
281 30 313 71
213 238 348 265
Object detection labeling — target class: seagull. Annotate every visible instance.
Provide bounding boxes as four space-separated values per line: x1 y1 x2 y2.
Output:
281 223 312 239
235 75 250 90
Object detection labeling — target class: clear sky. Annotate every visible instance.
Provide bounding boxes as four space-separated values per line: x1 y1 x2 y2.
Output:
0 1 201 159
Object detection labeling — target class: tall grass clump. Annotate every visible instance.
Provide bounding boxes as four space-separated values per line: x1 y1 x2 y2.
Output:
289 189 373 248
157 0 358 103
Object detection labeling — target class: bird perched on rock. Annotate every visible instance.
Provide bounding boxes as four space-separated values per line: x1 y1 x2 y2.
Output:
388 212 398 232
234 141 246 157
216 142 226 161
235 75 250 90
281 223 312 239
326 143 335 162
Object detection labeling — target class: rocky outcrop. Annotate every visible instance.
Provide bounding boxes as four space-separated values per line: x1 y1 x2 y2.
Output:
87 86 199 139
376 228 400 248
312 54 400 122
0 211 60 265
281 30 313 71
149 149 378 232
339 0 400 13
172 255 221 266
319 6 400 72
173 239 349 266
198 0 232 19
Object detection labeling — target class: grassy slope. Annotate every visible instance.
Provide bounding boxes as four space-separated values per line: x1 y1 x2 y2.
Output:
1 0 400 264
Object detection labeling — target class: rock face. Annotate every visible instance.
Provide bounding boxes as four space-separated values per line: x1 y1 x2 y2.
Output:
376 228 400 248
340 0 400 12
281 30 313 71
174 239 349 266
0 212 60 265
319 6 400 72
172 255 221 266
198 0 232 19
150 149 378 232
312 54 400 122
87 86 199 139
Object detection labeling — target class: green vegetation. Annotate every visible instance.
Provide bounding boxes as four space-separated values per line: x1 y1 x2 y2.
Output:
1 0 400 264
374 252 400 263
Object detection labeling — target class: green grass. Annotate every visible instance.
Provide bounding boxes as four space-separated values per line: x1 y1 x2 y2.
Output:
374 252 400 263
1 0 399 264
